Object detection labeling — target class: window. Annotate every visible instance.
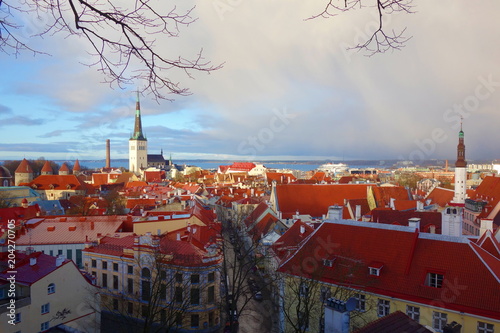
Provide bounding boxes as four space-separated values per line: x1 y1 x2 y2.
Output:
14 313 21 323
127 302 133 315
209 312 214 327
477 322 494 333
160 270 167 280
320 286 331 302
76 249 83 268
406 305 420 322
299 282 309 297
355 293 366 312
160 309 167 323
208 286 215 303
142 280 151 301
91 259 96 268
208 272 215 282
369 267 381 276
426 273 444 288
127 278 133 294
113 299 119 311
128 265 133 274
102 261 108 270
191 274 200 284
142 268 151 279
176 273 183 283
175 287 183 303
41 303 50 314
141 305 148 318
160 284 167 300
191 288 200 305
58 249 62 255
41 321 50 331
322 258 334 267
66 249 72 260
433 311 447 331
113 263 119 272
102 273 108 288
377 299 390 317
47 283 55 294
176 313 183 326
191 314 200 328
113 275 119 289
50 250 54 256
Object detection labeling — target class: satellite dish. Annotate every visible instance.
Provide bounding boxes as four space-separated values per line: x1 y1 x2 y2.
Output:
345 297 357 311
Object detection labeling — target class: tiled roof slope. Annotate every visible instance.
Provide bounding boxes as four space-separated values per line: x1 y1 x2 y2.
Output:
370 209 442 233
0 252 70 285
278 221 500 320
275 184 370 219
425 187 454 207
26 175 94 193
353 310 432 333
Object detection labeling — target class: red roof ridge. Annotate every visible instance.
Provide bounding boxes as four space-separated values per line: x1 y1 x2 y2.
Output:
469 241 500 283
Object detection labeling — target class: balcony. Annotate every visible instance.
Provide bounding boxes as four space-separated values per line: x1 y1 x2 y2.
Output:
0 297 31 314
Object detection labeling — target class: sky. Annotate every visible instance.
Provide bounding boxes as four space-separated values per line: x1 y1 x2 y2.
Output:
1 0 500 164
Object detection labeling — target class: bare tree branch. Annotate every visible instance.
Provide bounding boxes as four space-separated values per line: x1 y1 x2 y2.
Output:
307 0 415 55
0 0 223 100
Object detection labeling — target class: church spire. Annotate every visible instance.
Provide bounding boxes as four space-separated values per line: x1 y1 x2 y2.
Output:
455 118 466 168
131 90 146 140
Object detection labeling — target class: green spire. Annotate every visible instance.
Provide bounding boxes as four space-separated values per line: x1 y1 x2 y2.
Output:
131 90 146 140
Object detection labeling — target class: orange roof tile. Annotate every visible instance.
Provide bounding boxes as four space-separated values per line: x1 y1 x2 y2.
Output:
15 158 33 173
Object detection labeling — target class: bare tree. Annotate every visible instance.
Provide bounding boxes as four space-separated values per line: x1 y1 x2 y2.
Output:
87 237 219 333
308 0 415 55
0 1 222 100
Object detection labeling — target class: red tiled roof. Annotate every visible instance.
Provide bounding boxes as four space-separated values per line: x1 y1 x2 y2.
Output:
371 186 410 208
59 162 70 172
370 209 442 233
278 221 500 320
73 159 81 171
272 220 315 262
15 158 33 173
26 175 94 193
266 172 296 185
354 310 432 333
0 252 70 285
477 231 500 259
41 160 53 173
393 200 418 211
15 216 127 245
275 184 371 219
425 187 454 207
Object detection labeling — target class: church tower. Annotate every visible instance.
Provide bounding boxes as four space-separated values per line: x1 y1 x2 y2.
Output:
452 122 467 204
129 91 148 174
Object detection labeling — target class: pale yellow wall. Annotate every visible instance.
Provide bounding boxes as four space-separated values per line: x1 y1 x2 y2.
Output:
0 261 99 333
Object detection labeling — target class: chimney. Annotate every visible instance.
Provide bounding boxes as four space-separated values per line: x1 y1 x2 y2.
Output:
30 257 37 266
429 224 436 234
408 218 421 231
105 139 111 168
324 297 356 333
327 205 343 221
355 205 361 221
91 221 95 230
417 201 424 211
480 219 493 237
176 232 181 241
443 321 462 333
300 225 305 234
56 255 65 267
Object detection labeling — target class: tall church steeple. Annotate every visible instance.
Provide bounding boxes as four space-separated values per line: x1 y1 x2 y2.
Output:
452 120 467 204
129 91 148 174
131 91 146 140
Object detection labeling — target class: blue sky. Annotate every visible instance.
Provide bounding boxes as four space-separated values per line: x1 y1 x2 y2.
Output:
1 1 500 163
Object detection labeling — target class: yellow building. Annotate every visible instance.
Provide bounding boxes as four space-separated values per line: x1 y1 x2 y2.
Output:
0 251 100 333
82 230 222 332
276 220 500 333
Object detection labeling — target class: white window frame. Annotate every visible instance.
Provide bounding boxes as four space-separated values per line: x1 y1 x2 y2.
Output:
406 305 420 322
355 293 366 312
477 321 494 333
433 311 447 331
41 321 50 331
377 299 390 317
426 272 444 288
47 283 55 294
369 267 381 276
41 303 50 314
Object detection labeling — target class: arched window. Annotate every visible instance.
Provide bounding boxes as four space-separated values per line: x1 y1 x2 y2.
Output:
141 268 151 279
47 283 55 294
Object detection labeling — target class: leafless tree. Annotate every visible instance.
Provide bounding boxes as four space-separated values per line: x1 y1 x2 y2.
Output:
308 0 415 55
0 0 222 100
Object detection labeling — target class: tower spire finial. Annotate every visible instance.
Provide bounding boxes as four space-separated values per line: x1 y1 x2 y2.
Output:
131 90 145 140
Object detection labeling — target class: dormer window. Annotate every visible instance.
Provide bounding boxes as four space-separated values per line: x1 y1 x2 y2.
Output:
368 262 384 276
322 258 334 267
425 272 444 288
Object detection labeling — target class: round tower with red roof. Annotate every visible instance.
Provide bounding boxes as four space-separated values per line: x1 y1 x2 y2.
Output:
59 162 70 175
41 160 53 175
15 158 33 186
